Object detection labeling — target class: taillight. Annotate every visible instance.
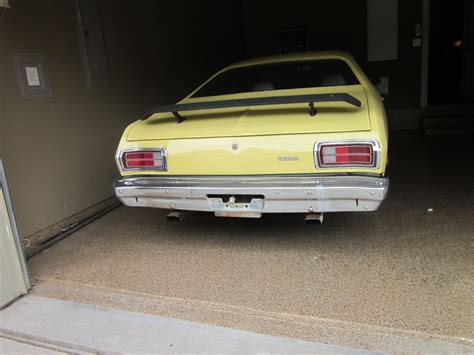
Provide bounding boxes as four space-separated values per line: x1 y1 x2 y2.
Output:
316 142 377 168
120 149 166 171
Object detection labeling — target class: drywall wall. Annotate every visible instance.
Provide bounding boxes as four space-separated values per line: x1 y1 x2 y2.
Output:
0 0 242 237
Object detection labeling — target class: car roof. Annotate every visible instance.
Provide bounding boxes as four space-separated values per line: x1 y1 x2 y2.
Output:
226 50 356 70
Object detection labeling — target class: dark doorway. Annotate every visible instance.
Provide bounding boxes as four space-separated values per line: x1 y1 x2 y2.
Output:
428 0 474 104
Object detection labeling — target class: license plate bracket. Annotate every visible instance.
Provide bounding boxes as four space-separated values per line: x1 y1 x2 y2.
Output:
208 195 265 212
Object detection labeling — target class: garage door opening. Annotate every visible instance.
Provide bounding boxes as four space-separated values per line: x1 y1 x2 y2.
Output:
1 0 473 352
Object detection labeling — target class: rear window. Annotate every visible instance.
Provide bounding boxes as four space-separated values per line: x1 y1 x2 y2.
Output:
192 60 359 98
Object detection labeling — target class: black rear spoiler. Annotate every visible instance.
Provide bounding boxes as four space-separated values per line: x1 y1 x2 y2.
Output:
141 93 362 124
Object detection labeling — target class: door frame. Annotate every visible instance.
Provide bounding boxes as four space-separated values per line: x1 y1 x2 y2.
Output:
0 155 31 292
420 0 430 107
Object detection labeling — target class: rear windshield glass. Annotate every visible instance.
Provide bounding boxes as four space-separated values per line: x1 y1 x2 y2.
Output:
192 60 360 98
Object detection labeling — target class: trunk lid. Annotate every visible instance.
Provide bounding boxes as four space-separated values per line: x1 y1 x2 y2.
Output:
127 86 370 141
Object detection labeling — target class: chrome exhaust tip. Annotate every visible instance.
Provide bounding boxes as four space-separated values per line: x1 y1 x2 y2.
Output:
305 213 324 225
167 211 188 222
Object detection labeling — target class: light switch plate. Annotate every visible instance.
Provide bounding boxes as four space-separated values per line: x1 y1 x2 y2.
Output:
14 54 52 99
415 24 422 36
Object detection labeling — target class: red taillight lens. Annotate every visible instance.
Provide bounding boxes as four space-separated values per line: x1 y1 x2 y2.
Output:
121 150 165 170
318 144 374 167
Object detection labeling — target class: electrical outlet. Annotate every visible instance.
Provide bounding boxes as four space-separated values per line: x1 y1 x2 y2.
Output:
413 38 422 47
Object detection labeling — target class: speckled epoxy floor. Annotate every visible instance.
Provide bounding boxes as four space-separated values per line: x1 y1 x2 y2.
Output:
28 132 474 342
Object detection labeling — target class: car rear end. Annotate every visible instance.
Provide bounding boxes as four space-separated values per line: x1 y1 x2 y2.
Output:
113 51 389 219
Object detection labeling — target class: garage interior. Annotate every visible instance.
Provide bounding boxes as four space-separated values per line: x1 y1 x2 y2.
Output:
1 0 473 352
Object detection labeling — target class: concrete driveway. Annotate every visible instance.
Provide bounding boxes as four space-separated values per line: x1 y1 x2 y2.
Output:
27 132 474 351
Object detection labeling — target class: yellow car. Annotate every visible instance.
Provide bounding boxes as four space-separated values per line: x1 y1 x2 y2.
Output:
114 51 389 222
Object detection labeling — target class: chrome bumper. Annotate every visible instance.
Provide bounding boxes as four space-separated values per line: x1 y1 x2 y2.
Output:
114 175 389 214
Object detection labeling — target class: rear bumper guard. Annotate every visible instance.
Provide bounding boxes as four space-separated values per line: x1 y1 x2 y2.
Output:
113 175 389 214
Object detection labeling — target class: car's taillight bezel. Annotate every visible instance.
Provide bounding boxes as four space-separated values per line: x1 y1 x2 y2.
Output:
117 148 167 172
314 140 380 169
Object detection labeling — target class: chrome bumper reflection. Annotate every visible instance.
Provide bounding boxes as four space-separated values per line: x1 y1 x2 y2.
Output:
114 175 389 214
